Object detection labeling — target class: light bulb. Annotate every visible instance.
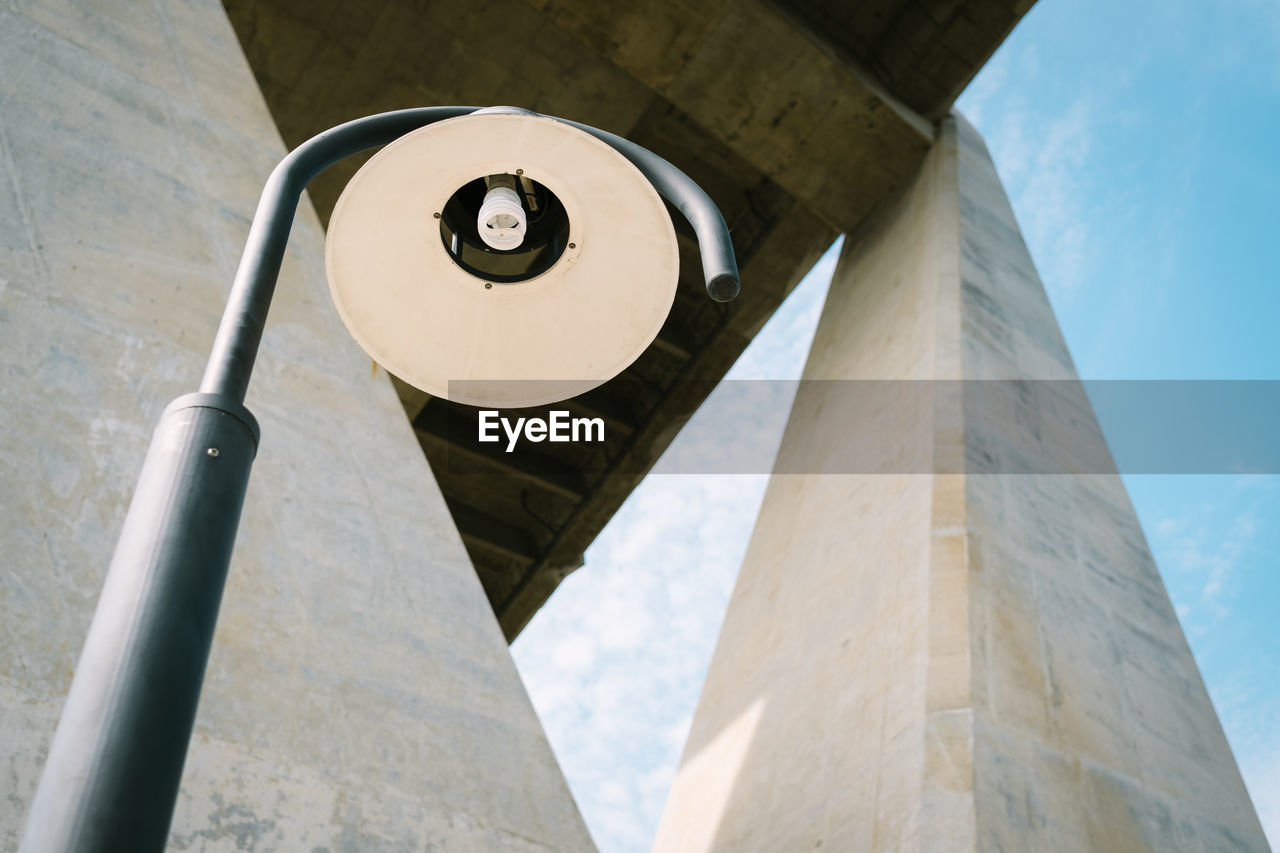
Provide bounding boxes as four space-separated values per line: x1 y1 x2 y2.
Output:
477 178 526 250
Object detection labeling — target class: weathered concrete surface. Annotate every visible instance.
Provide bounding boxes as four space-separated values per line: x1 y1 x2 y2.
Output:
0 0 592 848
652 117 1269 851
767 0 1037 121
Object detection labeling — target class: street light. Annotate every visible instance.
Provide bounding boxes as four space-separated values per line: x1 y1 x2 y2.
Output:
20 106 738 851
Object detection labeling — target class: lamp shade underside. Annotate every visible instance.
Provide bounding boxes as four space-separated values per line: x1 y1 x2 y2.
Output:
325 111 680 409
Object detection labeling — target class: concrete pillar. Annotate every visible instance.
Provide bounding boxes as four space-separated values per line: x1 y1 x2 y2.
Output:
0 0 591 848
652 117 1268 852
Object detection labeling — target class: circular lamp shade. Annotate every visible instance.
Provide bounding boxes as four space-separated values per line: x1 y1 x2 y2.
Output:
325 111 679 409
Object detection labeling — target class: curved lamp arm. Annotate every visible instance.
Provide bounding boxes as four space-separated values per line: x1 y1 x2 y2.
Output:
199 104 742 404
202 105 741 404
201 106 477 403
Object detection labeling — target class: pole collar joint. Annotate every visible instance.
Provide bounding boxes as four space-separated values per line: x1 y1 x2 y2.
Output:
161 393 261 451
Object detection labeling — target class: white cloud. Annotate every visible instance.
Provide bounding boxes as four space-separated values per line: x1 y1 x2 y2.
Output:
1003 95 1096 295
1152 487 1264 623
513 475 770 852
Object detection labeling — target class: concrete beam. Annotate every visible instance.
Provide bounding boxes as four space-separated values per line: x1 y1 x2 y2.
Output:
523 0 935 233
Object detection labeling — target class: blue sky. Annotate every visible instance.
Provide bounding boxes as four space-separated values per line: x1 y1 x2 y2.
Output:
513 1 1280 849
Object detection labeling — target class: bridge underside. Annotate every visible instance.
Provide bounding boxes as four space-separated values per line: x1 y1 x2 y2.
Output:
223 0 1034 639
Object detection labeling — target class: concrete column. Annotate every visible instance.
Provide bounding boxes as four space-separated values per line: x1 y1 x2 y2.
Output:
0 0 591 848
652 117 1268 852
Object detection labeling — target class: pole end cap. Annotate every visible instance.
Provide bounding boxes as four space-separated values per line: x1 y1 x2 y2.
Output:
708 273 740 302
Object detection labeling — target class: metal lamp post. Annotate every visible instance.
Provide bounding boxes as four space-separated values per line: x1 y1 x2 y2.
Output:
19 106 738 851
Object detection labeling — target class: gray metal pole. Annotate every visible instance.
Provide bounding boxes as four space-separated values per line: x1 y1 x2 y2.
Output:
20 105 738 852
20 395 258 850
